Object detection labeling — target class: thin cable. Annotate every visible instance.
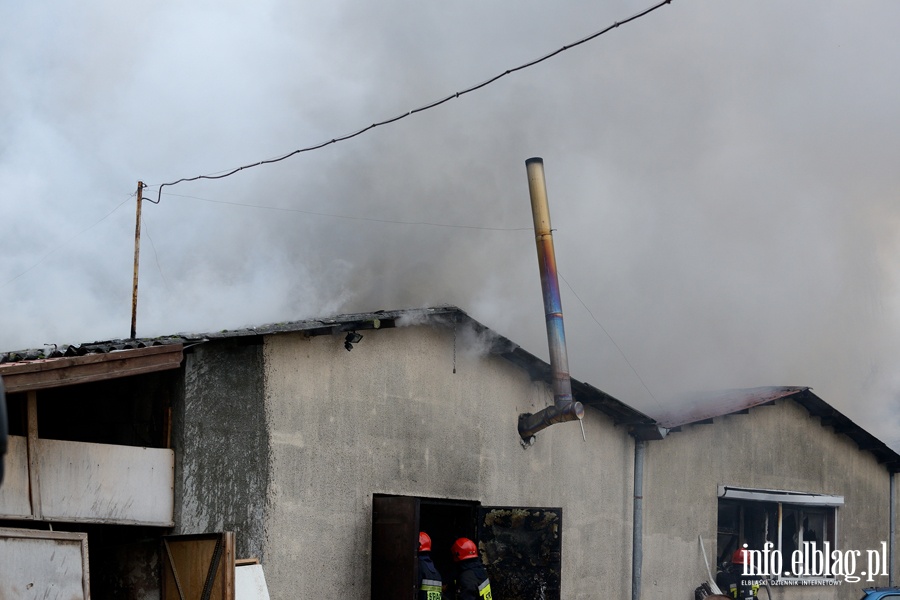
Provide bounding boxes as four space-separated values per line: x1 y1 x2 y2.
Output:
141 215 170 291
150 0 673 203
1 195 134 288
559 271 662 409
157 191 533 231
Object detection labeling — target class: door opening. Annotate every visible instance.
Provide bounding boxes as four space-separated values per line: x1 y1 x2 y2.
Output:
371 495 562 600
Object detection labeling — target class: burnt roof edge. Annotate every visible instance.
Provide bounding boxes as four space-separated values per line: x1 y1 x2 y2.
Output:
793 388 900 473
660 386 900 473
0 305 658 432
450 313 657 430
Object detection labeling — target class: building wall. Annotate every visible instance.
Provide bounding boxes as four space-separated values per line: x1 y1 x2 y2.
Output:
642 399 892 600
174 339 270 561
262 323 636 600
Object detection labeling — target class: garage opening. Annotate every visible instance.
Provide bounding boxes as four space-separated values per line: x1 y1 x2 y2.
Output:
371 494 562 600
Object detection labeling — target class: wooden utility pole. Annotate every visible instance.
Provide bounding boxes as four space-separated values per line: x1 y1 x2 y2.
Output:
130 181 144 339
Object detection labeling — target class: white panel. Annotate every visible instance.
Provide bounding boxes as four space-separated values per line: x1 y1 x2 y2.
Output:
0 528 88 599
236 564 271 600
38 439 175 525
0 436 33 518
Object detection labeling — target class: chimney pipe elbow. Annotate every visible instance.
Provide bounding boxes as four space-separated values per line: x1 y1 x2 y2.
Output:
517 400 584 441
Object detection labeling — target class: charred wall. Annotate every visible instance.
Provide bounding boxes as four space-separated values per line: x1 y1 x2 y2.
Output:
173 338 270 562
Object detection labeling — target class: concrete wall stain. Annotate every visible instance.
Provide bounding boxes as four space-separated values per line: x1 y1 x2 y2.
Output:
174 339 270 562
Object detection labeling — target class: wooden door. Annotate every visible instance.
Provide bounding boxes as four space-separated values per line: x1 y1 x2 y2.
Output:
162 532 235 600
371 495 419 600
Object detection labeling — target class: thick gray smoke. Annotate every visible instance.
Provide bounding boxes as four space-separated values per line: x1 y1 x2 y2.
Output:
2 1 899 445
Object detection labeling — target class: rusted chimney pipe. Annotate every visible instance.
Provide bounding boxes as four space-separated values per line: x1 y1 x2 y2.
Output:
518 158 584 442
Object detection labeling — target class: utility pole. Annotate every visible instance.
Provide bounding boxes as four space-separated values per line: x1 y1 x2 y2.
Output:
130 181 144 340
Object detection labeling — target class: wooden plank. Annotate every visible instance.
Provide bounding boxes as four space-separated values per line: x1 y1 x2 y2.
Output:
225 531 236 600
26 391 42 520
166 405 173 449
0 435 33 518
39 439 175 526
0 344 183 393
0 344 181 375
0 527 90 599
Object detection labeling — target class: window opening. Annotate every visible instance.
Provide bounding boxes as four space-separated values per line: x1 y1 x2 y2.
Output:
35 373 173 448
717 492 838 580
5 392 26 437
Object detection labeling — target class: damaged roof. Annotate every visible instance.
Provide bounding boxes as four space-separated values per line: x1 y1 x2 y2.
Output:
653 386 809 429
0 305 657 432
2 307 895 459
654 386 900 473
0 306 461 362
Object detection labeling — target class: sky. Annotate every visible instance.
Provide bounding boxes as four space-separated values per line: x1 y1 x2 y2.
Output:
2 0 899 446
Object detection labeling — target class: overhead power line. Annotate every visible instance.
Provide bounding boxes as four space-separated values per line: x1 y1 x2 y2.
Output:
559 272 661 409
151 0 673 204
2 194 134 288
152 191 533 231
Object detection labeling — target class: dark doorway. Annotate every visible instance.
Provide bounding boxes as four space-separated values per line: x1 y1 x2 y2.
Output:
371 495 477 600
371 495 562 600
420 498 479 588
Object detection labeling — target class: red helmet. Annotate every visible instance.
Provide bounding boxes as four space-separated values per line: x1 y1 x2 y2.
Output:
451 538 478 562
419 531 432 552
732 547 750 565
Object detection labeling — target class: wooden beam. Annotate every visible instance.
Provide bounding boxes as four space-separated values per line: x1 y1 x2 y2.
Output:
0 345 183 393
27 391 42 520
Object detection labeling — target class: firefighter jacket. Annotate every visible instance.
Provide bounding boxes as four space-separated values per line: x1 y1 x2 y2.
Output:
454 559 492 600
418 553 443 600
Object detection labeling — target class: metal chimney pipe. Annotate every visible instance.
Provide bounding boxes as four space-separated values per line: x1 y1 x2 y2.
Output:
518 158 584 442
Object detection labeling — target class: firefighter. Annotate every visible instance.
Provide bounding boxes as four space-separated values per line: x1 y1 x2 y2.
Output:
450 538 492 600
716 547 759 599
418 531 444 600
